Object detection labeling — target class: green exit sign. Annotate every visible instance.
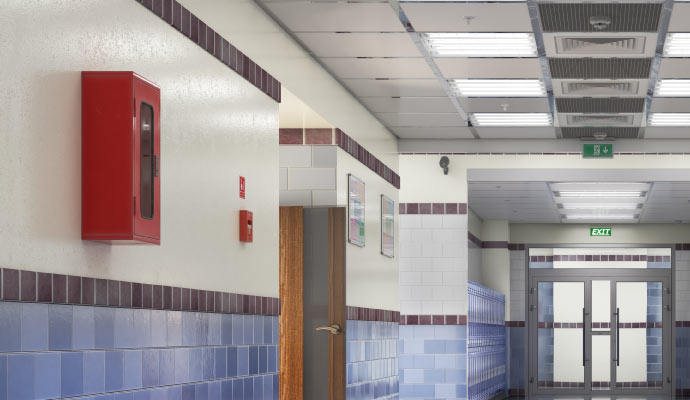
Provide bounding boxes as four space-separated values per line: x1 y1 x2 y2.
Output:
583 143 613 158
590 227 612 236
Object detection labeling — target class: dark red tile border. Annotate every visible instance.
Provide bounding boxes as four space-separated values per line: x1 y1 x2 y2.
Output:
508 243 526 251
677 243 690 251
346 306 400 323
508 388 526 396
0 267 279 316
482 241 509 249
468 232 482 248
278 128 303 145
531 254 671 263
400 314 467 325
538 321 659 329
400 203 468 215
136 0 281 102
336 129 400 189
505 321 526 327
305 128 333 145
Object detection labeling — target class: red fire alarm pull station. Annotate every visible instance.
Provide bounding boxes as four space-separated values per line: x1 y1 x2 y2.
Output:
81 71 161 244
240 210 253 243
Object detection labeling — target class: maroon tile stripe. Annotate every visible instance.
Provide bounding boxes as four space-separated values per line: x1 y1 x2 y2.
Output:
538 381 585 388
539 380 662 389
400 314 467 325
505 321 525 327
508 388 525 396
400 152 690 156
677 244 690 251
136 0 281 102
508 243 526 251
538 322 661 329
675 321 690 327
346 306 400 323
305 128 333 145
336 129 400 189
482 241 509 249
0 267 279 316
400 203 468 215
530 255 671 262
279 128 303 144
468 232 482 248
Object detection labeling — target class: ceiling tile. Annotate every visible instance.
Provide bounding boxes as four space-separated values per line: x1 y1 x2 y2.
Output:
377 112 466 127
295 33 420 57
669 3 690 32
643 127 690 139
457 98 551 113
342 79 446 97
475 127 557 139
360 97 456 113
650 98 690 112
435 58 543 78
321 58 434 78
657 58 690 78
264 2 404 32
401 3 532 32
391 127 475 139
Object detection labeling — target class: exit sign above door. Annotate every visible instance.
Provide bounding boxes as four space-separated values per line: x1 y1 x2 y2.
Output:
583 143 613 158
590 227 611 236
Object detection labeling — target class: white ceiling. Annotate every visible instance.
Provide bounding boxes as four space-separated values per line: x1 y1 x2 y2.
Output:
470 181 690 224
259 0 690 140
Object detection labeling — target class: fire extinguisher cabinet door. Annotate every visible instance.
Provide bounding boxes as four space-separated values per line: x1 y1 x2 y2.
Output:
82 71 161 244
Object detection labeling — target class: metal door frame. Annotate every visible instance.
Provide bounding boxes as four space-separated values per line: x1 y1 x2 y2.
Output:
525 244 674 397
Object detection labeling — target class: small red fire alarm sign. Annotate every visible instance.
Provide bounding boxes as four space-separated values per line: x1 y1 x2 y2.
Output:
240 176 246 199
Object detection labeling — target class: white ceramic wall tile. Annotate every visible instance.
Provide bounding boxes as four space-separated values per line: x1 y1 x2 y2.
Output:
288 168 336 190
399 213 469 315
311 190 337 206
311 146 337 168
279 146 311 168
676 251 690 321
279 190 312 206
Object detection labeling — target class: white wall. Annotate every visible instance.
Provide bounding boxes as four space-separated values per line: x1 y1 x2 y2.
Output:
481 220 511 316
337 149 399 311
511 224 690 244
399 154 690 203
279 145 337 207
1 0 279 296
468 208 483 285
179 0 399 171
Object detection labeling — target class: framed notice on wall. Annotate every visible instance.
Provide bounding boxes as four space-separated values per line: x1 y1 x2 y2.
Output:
381 195 394 258
348 174 365 247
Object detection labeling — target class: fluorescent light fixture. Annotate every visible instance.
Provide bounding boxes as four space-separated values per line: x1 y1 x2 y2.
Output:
664 33 690 57
556 191 645 198
470 113 552 126
451 79 546 97
654 79 690 97
564 214 638 220
560 204 641 210
648 113 690 126
424 33 538 57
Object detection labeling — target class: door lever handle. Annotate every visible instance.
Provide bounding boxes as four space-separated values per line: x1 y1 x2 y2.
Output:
315 325 342 335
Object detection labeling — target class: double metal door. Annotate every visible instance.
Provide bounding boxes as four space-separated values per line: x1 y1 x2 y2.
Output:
528 270 672 396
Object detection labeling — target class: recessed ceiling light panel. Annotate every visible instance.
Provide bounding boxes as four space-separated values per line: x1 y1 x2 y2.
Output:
648 113 690 126
450 79 546 97
664 33 690 57
470 113 553 126
564 214 638 220
424 33 538 57
654 79 690 97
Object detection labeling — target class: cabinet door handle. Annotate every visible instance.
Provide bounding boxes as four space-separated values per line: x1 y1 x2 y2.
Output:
154 155 160 178
315 325 342 335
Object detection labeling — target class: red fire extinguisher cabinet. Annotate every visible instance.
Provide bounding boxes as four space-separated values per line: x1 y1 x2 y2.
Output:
82 71 161 244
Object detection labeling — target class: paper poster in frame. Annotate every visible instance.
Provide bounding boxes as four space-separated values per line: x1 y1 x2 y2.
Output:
381 195 394 258
348 174 365 247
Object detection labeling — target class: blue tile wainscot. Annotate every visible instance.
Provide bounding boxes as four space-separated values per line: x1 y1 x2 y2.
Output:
0 268 279 400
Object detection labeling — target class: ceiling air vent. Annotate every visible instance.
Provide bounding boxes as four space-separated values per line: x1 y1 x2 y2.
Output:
539 3 662 33
562 81 640 96
561 127 640 139
555 36 646 55
549 58 652 79
556 97 645 113
565 115 635 126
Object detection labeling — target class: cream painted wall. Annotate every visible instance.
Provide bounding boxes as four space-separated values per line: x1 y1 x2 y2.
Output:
481 220 511 315
0 1 279 296
399 154 690 203
337 149 400 311
468 208 483 237
179 0 399 172
511 224 690 244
